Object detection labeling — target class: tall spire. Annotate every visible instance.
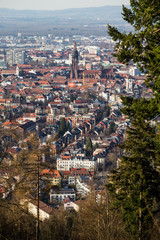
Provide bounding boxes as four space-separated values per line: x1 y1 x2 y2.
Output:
72 40 78 58
74 40 76 50
70 41 79 79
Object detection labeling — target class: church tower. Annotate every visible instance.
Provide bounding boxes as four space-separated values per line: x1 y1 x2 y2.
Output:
70 41 79 79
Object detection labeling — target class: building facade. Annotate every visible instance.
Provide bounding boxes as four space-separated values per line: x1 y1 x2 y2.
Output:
57 156 97 171
50 188 76 203
6 50 26 65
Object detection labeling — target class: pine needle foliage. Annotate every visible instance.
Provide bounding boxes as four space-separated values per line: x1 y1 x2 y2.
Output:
107 1 160 239
108 0 160 92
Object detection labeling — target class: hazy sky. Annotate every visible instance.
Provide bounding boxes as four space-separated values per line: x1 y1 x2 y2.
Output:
0 0 130 10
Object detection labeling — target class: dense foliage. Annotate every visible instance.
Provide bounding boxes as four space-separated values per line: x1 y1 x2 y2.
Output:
108 0 160 93
107 1 160 239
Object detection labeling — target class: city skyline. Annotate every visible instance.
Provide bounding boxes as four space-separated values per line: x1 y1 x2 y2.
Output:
0 0 130 10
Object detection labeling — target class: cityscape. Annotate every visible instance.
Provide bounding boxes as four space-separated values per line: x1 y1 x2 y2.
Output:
0 1 159 240
0 29 148 213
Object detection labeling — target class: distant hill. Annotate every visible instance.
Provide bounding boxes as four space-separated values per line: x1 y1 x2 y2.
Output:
0 6 124 19
0 6 130 36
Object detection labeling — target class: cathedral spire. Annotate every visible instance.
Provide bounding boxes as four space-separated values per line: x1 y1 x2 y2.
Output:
74 40 76 50
70 41 79 79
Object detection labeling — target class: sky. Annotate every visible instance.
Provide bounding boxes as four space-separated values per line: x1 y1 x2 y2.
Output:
0 0 130 10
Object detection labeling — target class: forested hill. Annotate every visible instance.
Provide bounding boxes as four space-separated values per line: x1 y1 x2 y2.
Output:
0 6 124 20
0 6 129 35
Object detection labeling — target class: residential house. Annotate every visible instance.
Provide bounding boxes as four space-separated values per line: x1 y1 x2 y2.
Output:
63 198 79 211
18 120 36 135
40 169 61 186
23 113 37 122
28 200 54 221
49 188 76 203
76 176 91 196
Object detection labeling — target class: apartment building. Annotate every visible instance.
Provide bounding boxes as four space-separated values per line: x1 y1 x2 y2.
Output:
57 155 97 171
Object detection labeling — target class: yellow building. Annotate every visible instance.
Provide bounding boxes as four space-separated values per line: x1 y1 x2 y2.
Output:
40 169 61 186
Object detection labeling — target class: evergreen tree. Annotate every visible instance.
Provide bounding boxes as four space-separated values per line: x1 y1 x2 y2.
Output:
86 137 93 156
108 0 160 94
109 121 116 134
59 118 67 135
66 121 71 131
107 1 160 239
108 98 160 239
103 105 110 118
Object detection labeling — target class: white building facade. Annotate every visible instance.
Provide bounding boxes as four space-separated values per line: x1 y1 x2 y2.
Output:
50 188 76 203
57 156 97 171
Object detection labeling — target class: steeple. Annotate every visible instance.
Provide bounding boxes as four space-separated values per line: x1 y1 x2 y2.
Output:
74 41 76 50
70 41 79 79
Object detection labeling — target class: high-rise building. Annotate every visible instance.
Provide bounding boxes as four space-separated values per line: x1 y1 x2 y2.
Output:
6 50 14 65
6 50 26 65
0 50 7 69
